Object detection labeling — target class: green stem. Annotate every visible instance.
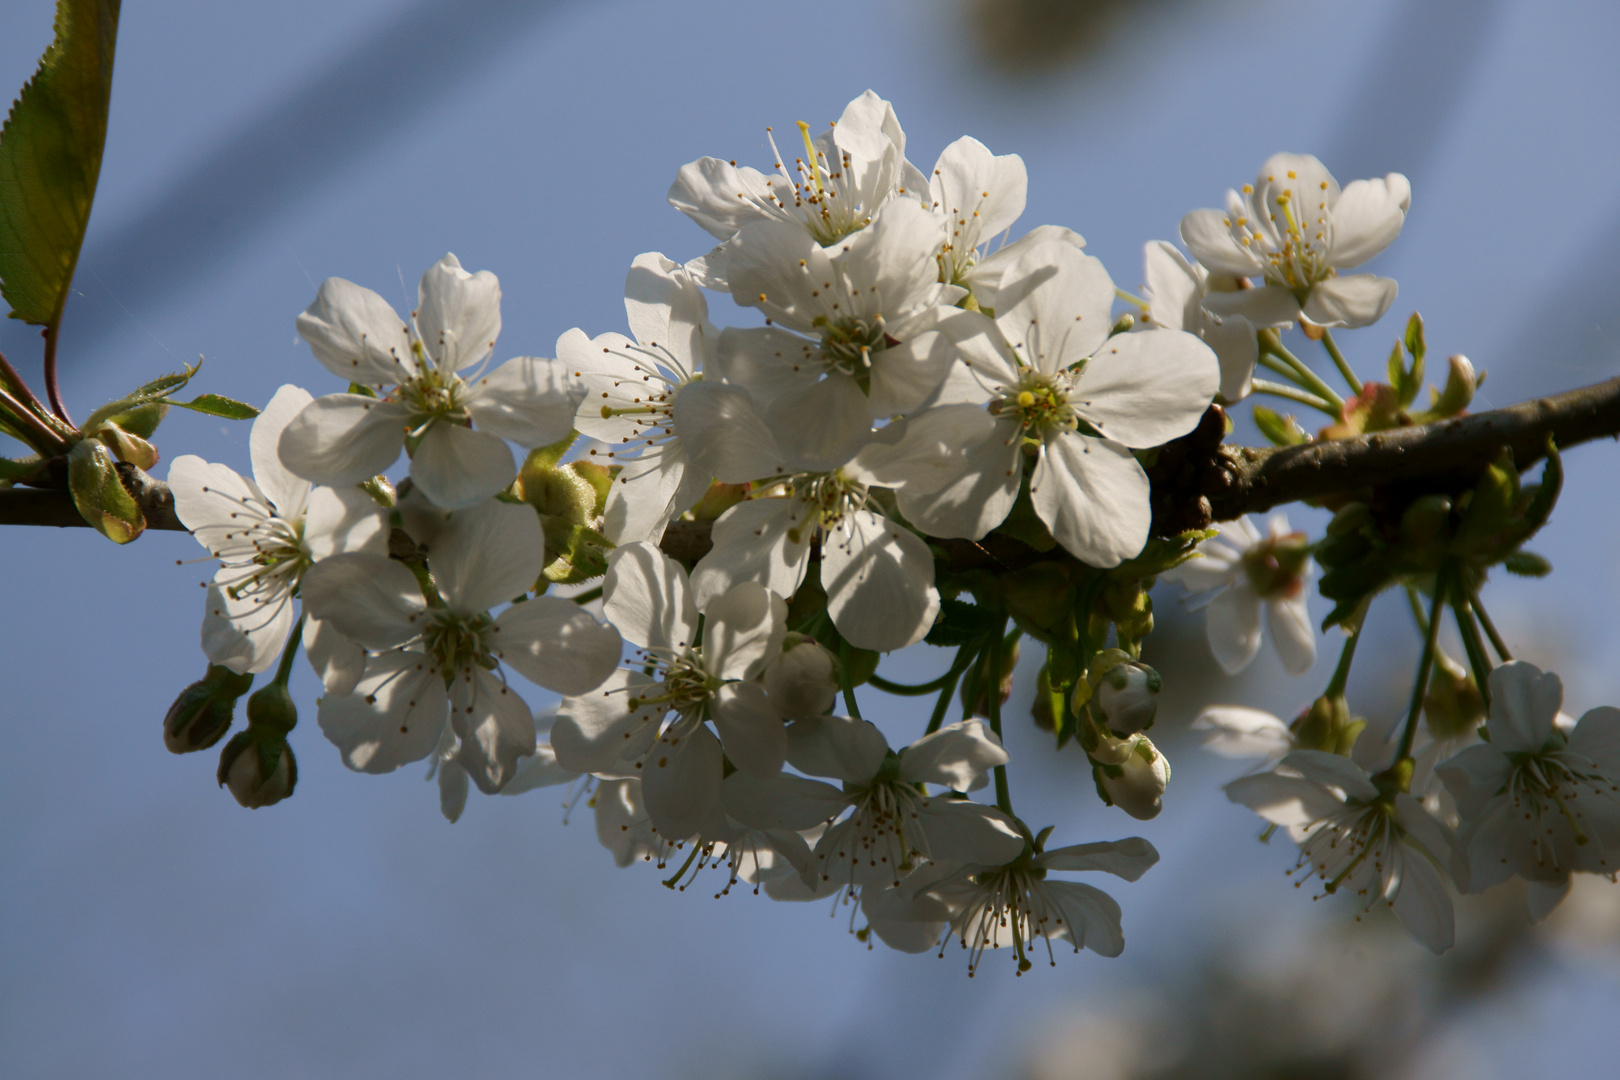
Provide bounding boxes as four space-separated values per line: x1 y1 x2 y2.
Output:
1452 593 1495 709
1467 584 1513 661
0 348 47 416
1262 338 1345 410
0 387 70 453
1320 330 1363 395
43 323 71 426
1323 620 1363 699
838 639 863 720
870 649 976 697
1395 568 1449 764
1404 584 1429 635
571 585 603 606
1251 377 1341 416
273 616 305 688
984 615 1013 815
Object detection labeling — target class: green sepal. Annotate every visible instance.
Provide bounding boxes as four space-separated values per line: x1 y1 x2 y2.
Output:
0 0 121 328
0 453 44 482
1502 551 1551 577
66 437 141 541
523 430 577 472
170 393 258 420
80 360 199 435
540 520 612 585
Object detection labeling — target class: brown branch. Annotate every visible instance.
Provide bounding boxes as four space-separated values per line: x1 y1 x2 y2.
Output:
3 376 1618 566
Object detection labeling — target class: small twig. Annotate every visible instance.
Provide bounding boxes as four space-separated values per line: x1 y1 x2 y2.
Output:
1251 377 1340 415
43 324 73 427
0 348 48 417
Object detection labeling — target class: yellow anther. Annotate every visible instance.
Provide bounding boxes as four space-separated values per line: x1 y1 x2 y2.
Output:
1017 390 1036 408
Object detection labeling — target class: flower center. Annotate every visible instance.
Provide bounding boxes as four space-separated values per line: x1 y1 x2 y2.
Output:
423 611 495 679
1241 531 1309 599
813 314 889 390
792 471 868 539
993 371 1076 435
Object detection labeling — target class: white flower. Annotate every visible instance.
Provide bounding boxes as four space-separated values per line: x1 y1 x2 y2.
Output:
1227 750 1461 953
668 90 926 286
434 705 579 823
722 715 1024 897
1180 153 1410 329
1092 732 1171 820
1140 240 1258 403
899 236 1219 567
550 541 788 840
561 252 733 543
302 499 622 794
1437 662 1620 901
714 197 968 460
279 254 583 510
1161 514 1316 676
925 135 1028 288
168 384 386 674
903 834 1161 973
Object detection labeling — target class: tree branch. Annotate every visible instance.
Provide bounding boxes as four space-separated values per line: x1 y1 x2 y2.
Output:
3 376 1617 569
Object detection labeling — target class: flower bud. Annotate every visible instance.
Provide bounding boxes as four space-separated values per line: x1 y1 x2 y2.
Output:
217 731 298 809
1291 693 1364 756
967 640 1020 716
762 633 839 720
1423 650 1485 741
1095 662 1162 735
1424 355 1477 419
245 681 298 736
163 665 253 754
1093 733 1170 820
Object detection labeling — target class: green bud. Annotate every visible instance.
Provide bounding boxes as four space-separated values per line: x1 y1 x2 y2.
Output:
1419 355 1476 419
245 681 298 736
217 731 298 809
1399 494 1453 550
1423 650 1486 741
966 640 1020 716
1095 662 1162 736
163 665 253 754
1291 694 1360 754
1325 501 1373 538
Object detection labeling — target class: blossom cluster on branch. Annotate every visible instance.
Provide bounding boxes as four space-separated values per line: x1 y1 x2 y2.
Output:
6 86 1616 973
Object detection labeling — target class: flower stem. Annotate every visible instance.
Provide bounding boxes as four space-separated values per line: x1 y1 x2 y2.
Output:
1466 584 1513 661
1320 330 1363 395
869 663 965 697
1260 337 1345 411
985 614 1013 815
838 639 863 720
571 585 603 606
1452 592 1495 709
273 616 305 688
1251 377 1340 416
923 645 977 736
0 348 48 417
1395 567 1449 764
1323 620 1363 699
42 323 72 426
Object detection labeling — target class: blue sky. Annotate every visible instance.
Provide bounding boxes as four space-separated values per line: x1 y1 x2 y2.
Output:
2 1 1619 1076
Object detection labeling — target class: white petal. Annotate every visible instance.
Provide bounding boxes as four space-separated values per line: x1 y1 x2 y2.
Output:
464 356 582 446
303 614 366 696
426 499 542 614
667 157 778 240
417 254 501 371
847 404 997 494
711 682 786 778
898 720 1008 792
302 485 388 561
1225 771 1346 827
1526 877 1571 923
640 723 724 840
1205 585 1264 674
722 771 848 831
1302 275 1398 329
1389 845 1454 954
1486 661 1563 754
985 242 1115 373
1266 594 1317 675
1191 705 1292 759
1030 432 1150 568
867 324 958 417
710 326 823 408
702 581 787 681
1041 880 1125 957
917 799 1025 864
1201 285 1301 329
1142 240 1200 332
1279 750 1379 802
861 886 951 954
408 422 515 511
500 742 579 796
199 582 293 675
1072 329 1218 448
688 498 810 611
603 541 698 653
248 385 314 518
1434 744 1513 824
1179 206 1263 277
601 445 709 546
1327 173 1411 268
764 373 872 474
277 395 408 487
550 669 661 774
1040 837 1160 881
785 715 891 783
438 753 469 824
672 380 787 484
317 655 446 774
296 277 412 384
449 667 537 794
493 596 622 696
1201 313 1258 403
300 554 426 650
623 251 711 375
896 417 1023 540
1568 706 1620 771
930 135 1027 251
822 510 939 652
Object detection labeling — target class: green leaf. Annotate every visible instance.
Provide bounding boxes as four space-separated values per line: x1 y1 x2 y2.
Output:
0 0 121 328
67 437 142 542
1252 405 1309 447
172 393 259 420
524 431 577 472
1503 551 1551 577
0 453 44 481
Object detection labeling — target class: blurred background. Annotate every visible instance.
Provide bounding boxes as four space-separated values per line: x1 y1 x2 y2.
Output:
2 0 1618 1076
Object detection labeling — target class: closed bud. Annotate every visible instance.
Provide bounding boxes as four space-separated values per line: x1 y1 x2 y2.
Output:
967 641 1020 716
245 681 298 736
163 665 253 754
217 731 298 809
1423 355 1477 419
1093 733 1170 820
762 633 840 720
1095 662 1161 735
1423 650 1485 741
1291 693 1364 755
